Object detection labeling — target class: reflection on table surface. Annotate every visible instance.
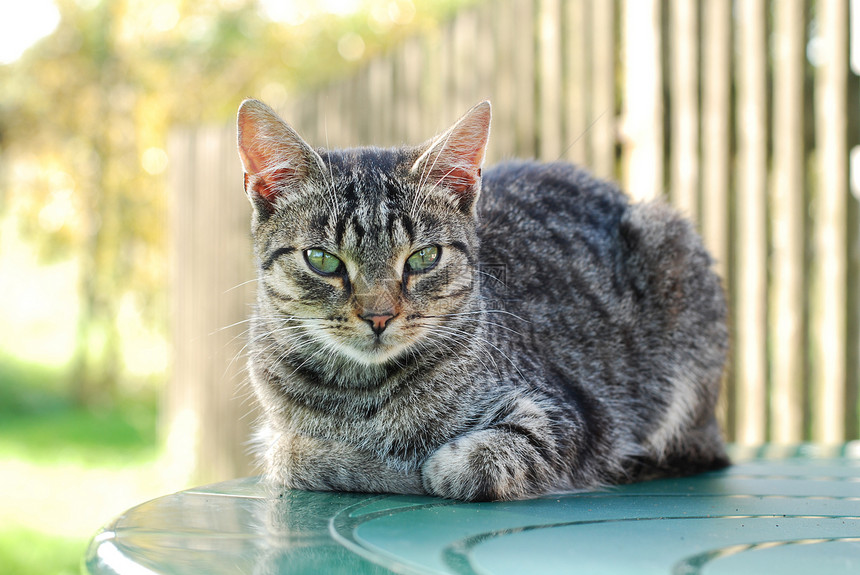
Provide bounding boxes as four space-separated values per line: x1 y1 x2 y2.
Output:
85 443 860 575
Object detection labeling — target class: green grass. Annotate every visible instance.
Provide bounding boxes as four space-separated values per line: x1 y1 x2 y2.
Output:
0 528 84 575
0 354 163 575
0 354 157 465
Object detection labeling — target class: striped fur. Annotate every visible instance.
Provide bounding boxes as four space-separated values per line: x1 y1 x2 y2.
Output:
237 99 729 502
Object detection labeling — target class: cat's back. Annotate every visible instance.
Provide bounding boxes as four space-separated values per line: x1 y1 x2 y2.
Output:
476 159 726 366
479 160 628 232
477 160 632 305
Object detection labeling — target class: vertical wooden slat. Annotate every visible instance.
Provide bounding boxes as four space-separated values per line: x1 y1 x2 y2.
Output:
734 0 768 445
701 0 731 272
514 0 536 158
439 23 455 132
701 0 732 435
192 128 220 481
669 0 699 221
369 56 394 145
391 52 404 144
812 0 849 444
296 97 313 143
337 77 351 146
849 0 860 438
192 126 257 483
770 0 807 444
538 0 563 160
347 72 364 143
344 77 360 145
167 125 259 484
621 0 663 201
394 40 423 145
166 128 198 484
216 123 258 479
319 85 338 148
475 2 496 114
472 3 499 118
420 27 444 138
565 0 589 166
337 79 352 146
453 8 479 114
491 0 518 162
590 0 616 181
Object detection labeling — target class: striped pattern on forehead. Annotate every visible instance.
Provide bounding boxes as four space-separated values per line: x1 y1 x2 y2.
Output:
335 202 417 262
325 167 417 252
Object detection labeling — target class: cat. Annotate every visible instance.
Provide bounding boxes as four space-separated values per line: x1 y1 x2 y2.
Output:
236 98 730 502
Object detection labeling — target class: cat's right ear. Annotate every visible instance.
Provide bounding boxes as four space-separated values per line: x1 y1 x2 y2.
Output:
411 101 491 215
237 99 323 214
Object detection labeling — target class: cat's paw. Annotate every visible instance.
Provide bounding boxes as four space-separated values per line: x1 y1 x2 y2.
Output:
421 429 537 501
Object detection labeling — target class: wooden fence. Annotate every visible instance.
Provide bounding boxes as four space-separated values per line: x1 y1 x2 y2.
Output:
168 0 860 482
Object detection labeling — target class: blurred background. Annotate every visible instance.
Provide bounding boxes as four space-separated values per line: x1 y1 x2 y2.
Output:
0 0 858 573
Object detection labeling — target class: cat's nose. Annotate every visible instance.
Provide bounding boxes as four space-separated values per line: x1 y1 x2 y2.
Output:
360 312 396 336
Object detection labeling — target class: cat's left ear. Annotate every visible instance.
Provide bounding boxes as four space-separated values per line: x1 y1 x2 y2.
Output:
411 101 491 214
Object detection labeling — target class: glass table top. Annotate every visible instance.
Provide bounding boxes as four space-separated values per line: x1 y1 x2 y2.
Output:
84 444 860 574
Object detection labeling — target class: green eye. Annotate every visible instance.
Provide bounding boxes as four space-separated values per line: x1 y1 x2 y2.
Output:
406 245 440 273
305 248 343 275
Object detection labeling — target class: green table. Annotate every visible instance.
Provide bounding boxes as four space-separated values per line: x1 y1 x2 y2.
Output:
84 444 860 574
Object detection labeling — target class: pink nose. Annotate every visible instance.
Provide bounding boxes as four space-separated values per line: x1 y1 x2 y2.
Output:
360 313 395 336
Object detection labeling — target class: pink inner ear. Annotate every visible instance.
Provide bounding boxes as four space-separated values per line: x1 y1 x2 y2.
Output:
424 137 485 196
438 166 479 194
237 113 265 174
237 100 315 205
245 167 297 202
415 101 491 201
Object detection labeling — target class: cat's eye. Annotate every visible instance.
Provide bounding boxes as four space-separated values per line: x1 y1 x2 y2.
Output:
406 245 440 273
304 248 343 275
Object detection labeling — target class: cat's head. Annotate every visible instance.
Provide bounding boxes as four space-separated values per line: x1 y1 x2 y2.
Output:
237 99 491 367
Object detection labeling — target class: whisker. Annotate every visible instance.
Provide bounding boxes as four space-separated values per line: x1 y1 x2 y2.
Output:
416 312 523 336
419 322 528 384
556 109 608 162
425 308 531 324
416 324 502 376
223 278 259 293
474 269 510 290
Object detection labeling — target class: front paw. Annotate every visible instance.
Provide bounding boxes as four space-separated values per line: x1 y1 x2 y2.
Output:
421 429 538 501
263 430 425 495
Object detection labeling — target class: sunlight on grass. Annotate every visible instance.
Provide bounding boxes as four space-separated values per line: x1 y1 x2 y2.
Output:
0 527 82 575
0 456 187 538
0 425 191 575
0 451 193 575
0 357 189 568
0 350 183 574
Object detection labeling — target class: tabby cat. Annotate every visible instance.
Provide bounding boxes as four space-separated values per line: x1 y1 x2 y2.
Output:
236 99 729 502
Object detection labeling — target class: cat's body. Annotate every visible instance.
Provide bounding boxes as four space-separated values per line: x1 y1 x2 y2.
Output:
237 100 729 502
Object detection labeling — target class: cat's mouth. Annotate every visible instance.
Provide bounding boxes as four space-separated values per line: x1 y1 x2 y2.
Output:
337 331 411 366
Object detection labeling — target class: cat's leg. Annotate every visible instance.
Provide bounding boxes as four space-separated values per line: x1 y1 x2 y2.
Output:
263 429 424 495
421 399 568 501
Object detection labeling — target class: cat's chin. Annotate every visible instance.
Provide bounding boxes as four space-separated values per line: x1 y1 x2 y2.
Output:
337 340 410 367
